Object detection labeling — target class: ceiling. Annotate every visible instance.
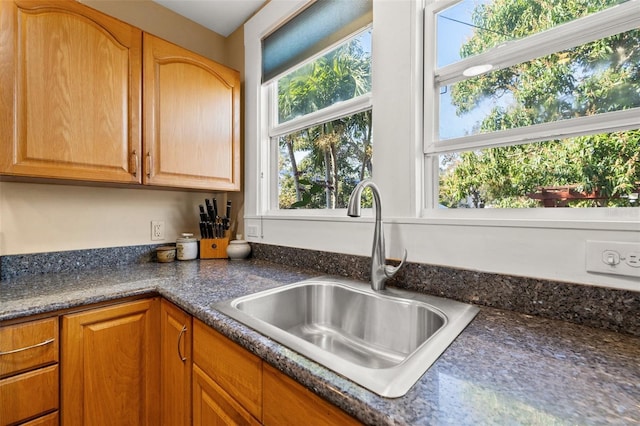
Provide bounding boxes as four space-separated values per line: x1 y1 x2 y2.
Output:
152 0 266 37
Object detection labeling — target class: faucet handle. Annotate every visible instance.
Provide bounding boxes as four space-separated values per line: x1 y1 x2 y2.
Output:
384 249 408 279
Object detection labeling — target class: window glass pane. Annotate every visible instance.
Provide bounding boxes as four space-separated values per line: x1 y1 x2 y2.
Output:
276 29 371 124
439 29 640 140
436 0 629 68
438 130 640 208
278 110 373 209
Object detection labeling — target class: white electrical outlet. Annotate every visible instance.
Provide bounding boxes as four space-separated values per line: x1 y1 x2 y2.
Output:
586 241 640 278
151 221 165 241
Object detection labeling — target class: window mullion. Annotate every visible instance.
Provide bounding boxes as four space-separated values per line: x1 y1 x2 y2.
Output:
435 1 640 87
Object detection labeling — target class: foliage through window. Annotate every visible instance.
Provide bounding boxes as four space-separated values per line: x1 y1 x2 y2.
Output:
428 0 640 208
273 29 372 209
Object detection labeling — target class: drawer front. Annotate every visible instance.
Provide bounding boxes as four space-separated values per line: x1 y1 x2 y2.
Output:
0 317 58 378
193 319 262 420
0 364 59 426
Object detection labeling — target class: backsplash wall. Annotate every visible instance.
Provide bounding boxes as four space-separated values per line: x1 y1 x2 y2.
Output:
4 242 636 336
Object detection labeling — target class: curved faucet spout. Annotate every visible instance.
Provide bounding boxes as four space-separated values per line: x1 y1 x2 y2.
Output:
347 179 407 291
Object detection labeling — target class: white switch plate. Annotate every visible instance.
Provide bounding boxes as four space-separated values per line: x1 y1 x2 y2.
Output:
247 225 260 238
586 240 640 278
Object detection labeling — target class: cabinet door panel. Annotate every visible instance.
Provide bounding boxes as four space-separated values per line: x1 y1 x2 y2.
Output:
0 0 142 183
61 298 160 426
193 319 262 420
192 365 260 426
160 299 192 426
263 364 361 426
143 33 240 191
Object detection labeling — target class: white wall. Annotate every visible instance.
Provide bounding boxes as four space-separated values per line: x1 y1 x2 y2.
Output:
0 182 217 254
243 0 640 292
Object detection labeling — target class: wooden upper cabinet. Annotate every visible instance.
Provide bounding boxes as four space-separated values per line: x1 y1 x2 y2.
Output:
143 33 241 191
0 0 142 183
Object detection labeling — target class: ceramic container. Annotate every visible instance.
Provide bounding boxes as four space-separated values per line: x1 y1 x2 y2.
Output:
156 246 176 263
226 239 251 260
176 233 198 260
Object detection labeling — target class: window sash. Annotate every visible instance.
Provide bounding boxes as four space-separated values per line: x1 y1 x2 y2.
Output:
433 1 640 87
425 0 640 154
269 89 373 138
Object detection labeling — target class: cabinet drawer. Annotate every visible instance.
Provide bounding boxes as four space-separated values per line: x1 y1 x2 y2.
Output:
193 320 262 420
263 364 361 426
0 317 58 378
0 364 58 426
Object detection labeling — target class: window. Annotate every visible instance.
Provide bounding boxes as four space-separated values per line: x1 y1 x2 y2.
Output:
271 30 372 209
260 0 373 210
425 0 640 209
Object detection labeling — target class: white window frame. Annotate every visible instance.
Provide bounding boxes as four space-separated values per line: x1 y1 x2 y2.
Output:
261 23 373 214
423 0 640 224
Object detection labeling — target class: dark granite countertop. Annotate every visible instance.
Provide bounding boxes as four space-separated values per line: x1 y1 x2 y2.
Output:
1 259 639 425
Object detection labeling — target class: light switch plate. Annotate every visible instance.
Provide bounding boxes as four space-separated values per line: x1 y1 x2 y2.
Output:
586 240 640 278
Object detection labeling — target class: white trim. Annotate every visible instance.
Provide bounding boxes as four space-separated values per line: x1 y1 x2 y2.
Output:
246 212 640 231
427 109 640 153
269 93 373 138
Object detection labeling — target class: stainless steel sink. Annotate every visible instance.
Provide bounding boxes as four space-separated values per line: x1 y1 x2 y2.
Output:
214 276 479 398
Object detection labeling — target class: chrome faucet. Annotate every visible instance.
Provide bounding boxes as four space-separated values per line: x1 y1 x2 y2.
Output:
347 179 407 291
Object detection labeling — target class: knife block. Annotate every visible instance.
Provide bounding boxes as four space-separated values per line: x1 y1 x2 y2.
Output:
199 237 229 259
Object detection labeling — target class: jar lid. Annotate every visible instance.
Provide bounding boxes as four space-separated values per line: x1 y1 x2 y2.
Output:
177 233 196 243
156 245 176 252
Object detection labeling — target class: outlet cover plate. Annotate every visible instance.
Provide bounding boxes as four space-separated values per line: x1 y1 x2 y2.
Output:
151 221 165 241
586 240 640 278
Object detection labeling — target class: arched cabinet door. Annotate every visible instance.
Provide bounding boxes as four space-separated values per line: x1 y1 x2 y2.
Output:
0 0 142 183
143 33 241 191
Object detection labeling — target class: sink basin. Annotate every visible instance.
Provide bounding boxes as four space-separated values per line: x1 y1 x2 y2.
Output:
214 276 479 397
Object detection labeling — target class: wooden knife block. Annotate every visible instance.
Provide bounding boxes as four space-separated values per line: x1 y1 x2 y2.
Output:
200 238 229 259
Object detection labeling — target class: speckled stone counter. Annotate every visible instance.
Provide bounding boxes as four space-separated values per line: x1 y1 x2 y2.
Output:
1 259 639 425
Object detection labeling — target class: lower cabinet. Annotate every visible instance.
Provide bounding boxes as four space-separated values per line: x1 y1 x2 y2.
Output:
1 297 359 425
61 298 161 426
192 318 361 426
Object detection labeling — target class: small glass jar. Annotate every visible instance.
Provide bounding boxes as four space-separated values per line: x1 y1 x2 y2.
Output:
176 233 198 260
226 236 251 260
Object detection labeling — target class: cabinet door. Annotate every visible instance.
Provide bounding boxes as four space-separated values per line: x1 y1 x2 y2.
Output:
61 298 160 426
193 319 262 421
192 364 260 426
0 0 142 183
263 364 361 426
160 300 192 426
143 33 241 191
